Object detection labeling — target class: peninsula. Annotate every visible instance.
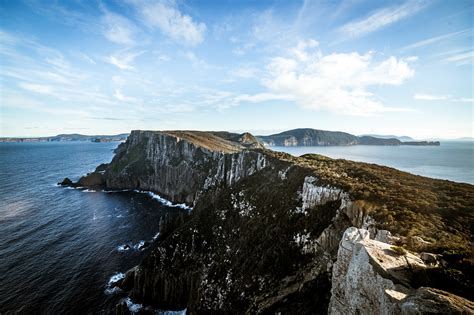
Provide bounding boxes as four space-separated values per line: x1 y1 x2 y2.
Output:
61 130 472 314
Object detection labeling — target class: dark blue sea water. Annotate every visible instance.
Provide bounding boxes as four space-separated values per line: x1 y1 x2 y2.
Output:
0 142 186 314
272 141 474 184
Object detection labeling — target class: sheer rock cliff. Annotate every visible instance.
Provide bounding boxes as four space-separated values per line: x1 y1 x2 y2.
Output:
62 130 473 314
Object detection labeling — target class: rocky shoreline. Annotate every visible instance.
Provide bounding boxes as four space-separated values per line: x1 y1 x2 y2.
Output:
61 130 473 314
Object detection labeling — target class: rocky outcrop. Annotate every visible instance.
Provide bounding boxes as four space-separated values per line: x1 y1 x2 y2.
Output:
329 227 474 314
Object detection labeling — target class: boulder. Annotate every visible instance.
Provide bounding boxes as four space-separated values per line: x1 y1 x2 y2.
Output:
59 177 73 186
399 287 474 314
329 227 473 314
375 229 399 244
420 252 439 266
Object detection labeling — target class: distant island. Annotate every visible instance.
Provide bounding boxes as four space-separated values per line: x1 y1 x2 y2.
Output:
257 128 440 146
0 133 129 143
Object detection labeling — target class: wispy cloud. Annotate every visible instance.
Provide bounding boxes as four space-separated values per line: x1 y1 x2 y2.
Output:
442 50 474 66
106 50 145 70
414 93 473 103
19 83 54 95
414 93 449 101
131 0 206 46
262 40 416 115
401 28 473 51
337 1 427 40
235 93 294 103
113 89 139 103
102 11 137 45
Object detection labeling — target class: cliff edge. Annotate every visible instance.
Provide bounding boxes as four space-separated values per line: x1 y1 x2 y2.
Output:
61 130 473 314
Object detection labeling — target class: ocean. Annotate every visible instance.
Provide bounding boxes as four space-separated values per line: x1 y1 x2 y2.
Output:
0 140 472 313
0 142 187 314
272 141 474 184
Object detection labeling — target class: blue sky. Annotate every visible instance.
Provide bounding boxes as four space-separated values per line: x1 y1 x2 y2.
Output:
0 0 472 138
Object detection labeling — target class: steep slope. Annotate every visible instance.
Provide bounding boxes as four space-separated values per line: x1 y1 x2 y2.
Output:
63 130 473 314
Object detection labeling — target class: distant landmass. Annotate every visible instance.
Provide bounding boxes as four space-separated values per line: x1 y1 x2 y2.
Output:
0 130 442 146
257 128 440 146
361 134 414 141
0 133 129 143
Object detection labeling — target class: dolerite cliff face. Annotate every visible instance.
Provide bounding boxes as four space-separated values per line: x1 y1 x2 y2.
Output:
104 130 266 205
64 130 473 314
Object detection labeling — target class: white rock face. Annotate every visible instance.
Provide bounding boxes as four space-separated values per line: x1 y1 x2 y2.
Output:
329 227 403 315
328 227 473 315
301 176 345 210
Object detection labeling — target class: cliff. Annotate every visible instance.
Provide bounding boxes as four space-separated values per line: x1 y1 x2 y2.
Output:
103 130 266 205
63 130 473 314
257 128 440 146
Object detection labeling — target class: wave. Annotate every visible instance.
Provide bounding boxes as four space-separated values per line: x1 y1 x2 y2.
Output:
123 297 142 313
117 244 131 252
133 190 193 211
103 189 130 193
158 309 187 315
60 185 192 210
117 240 150 252
104 272 125 295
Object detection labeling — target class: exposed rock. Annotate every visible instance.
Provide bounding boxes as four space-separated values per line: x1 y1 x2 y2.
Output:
375 230 399 244
329 227 473 314
420 252 439 266
77 172 104 187
399 287 474 314
103 130 267 205
59 177 73 186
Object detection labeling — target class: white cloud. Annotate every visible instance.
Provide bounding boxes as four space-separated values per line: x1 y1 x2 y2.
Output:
414 94 474 103
401 28 473 51
132 0 205 46
443 50 474 66
106 51 145 70
79 53 96 64
235 93 294 103
113 89 139 103
451 98 474 103
262 40 416 115
19 83 54 95
102 12 136 45
182 51 213 69
231 66 259 78
414 93 449 101
338 1 427 39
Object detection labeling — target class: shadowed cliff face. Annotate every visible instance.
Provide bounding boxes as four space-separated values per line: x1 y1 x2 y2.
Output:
118 157 358 313
66 130 473 314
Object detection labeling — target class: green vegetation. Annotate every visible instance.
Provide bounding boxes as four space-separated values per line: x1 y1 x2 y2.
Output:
390 245 407 256
272 152 474 256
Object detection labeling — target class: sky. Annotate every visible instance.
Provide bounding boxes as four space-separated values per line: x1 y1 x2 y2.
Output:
0 0 472 139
